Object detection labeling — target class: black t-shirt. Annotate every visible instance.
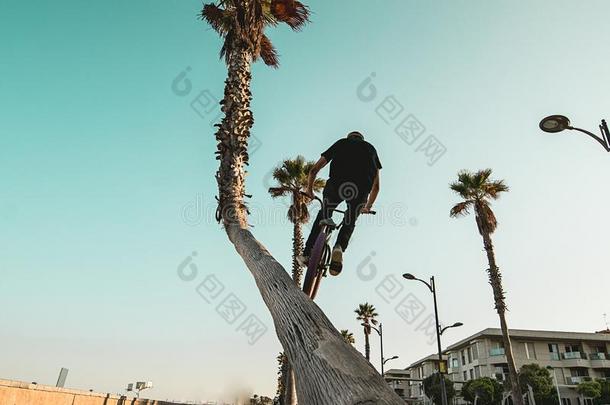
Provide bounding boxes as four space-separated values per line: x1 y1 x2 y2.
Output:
321 138 382 192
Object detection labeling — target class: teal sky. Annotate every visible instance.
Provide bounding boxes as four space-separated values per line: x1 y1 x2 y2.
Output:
2 0 610 402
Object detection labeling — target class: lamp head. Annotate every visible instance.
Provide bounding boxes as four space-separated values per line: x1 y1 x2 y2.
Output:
402 273 416 280
540 115 571 133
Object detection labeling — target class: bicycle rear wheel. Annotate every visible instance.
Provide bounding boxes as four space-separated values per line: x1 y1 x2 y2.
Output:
310 244 330 300
302 231 327 298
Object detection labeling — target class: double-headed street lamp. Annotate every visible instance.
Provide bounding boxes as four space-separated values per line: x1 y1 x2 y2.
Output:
539 115 610 152
362 322 399 376
403 273 463 405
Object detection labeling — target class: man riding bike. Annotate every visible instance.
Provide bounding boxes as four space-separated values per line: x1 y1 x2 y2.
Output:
298 131 382 275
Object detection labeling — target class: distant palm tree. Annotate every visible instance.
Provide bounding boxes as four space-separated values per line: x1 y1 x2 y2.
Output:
269 156 323 405
449 169 523 405
355 303 378 361
268 156 325 286
340 329 356 345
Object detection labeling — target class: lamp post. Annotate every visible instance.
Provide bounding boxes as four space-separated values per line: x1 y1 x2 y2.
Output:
546 366 562 405
539 115 610 152
403 273 463 405
363 322 398 376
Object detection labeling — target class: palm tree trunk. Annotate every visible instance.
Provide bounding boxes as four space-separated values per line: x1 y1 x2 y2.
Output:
481 232 523 405
292 223 304 286
364 330 371 361
215 49 403 404
284 364 297 405
283 222 303 405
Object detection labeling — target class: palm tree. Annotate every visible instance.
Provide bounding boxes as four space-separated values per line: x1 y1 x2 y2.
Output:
449 169 523 405
341 330 356 345
355 303 379 361
200 1 402 403
269 157 324 405
269 156 325 286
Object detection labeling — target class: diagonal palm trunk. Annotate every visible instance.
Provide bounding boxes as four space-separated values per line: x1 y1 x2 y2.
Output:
215 50 403 404
481 232 523 405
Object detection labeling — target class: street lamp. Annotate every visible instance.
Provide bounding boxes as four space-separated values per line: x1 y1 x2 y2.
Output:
383 355 399 366
362 322 397 377
539 114 610 152
546 366 562 405
402 273 464 405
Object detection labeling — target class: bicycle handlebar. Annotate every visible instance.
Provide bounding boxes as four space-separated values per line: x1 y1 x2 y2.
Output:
299 191 376 215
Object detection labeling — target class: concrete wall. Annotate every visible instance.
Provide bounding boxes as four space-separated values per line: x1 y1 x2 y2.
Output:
0 379 184 405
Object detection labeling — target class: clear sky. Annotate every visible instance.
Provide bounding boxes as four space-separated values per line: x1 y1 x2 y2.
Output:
2 0 610 402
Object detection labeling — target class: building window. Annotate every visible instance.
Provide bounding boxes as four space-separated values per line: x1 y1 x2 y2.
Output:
461 350 466 366
525 342 537 359
474 366 481 379
472 343 479 360
549 343 560 360
469 369 474 380
452 358 459 369
468 347 473 363
463 371 468 381
572 369 589 377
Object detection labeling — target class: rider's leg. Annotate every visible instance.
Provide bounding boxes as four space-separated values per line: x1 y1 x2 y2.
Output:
302 182 340 257
329 195 366 276
335 196 367 252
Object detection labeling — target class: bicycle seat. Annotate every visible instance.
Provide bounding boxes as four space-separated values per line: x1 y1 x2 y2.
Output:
320 218 337 229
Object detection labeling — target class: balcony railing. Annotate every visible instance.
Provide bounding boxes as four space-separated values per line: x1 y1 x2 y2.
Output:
567 376 591 385
590 353 607 360
489 348 506 356
562 352 586 360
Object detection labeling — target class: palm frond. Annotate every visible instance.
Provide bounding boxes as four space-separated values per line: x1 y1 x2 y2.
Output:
259 33 279 67
482 179 509 200
269 186 290 198
200 3 228 35
450 169 507 234
270 0 310 31
450 201 473 218
449 181 470 199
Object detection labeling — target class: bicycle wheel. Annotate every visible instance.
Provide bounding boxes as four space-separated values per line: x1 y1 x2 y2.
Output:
310 244 330 300
302 231 327 298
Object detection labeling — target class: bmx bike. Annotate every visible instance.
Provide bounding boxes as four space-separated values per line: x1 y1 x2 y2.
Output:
301 192 376 299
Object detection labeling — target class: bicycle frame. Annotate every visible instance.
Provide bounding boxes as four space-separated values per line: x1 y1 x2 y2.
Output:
301 192 375 299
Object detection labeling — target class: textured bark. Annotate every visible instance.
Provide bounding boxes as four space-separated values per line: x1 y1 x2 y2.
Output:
226 225 404 404
214 49 403 404
292 223 304 286
282 223 303 405
284 365 297 405
481 232 523 405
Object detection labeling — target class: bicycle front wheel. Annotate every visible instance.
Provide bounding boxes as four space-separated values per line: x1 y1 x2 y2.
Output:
302 231 327 298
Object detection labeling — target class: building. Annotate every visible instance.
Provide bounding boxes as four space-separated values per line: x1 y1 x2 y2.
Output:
405 353 448 404
403 329 610 405
384 368 412 401
445 328 610 405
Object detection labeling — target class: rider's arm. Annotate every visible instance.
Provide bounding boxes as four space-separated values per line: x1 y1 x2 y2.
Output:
306 156 328 195
364 170 380 211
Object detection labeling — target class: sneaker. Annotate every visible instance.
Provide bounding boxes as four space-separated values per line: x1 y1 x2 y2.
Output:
296 255 309 268
329 246 343 276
